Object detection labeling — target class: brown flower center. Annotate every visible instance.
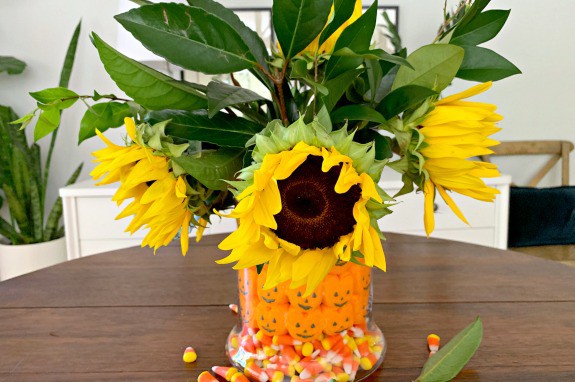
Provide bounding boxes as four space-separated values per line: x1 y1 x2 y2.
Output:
274 156 361 250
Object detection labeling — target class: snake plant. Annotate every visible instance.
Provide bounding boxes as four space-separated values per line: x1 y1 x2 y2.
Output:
0 22 83 245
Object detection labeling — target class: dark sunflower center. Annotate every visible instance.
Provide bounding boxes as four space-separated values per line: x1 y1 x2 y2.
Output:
274 156 361 250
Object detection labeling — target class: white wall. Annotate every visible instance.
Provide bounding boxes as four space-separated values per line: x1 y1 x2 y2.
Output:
1 0 574 217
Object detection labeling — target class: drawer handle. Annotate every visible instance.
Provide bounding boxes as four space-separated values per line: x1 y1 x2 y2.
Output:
433 203 439 212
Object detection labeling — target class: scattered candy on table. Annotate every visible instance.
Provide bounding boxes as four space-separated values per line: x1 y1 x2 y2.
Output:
183 346 197 363
230 304 239 314
427 334 440 356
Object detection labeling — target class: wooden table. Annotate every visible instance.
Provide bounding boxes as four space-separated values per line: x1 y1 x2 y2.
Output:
1 233 574 381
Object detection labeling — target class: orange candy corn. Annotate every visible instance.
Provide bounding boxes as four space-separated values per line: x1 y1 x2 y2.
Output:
183 347 197 363
245 362 269 382
212 366 239 381
198 371 218 382
229 304 239 314
428 333 440 356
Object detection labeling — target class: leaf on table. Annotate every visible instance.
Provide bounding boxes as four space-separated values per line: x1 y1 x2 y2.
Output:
416 316 484 382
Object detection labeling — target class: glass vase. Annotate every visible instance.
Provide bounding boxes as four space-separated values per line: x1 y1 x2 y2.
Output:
226 262 385 382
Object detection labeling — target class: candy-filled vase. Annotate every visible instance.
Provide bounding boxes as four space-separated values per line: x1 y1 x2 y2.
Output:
227 263 385 382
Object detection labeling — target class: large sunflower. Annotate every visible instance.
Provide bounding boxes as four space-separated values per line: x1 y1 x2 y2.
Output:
418 82 502 235
217 119 391 295
91 118 194 255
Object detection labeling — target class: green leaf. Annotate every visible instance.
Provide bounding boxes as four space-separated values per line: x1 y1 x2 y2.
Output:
321 69 363 112
44 163 83 241
377 85 437 120
0 56 26 75
331 105 386 124
34 107 61 142
59 21 81 88
318 0 356 47
186 0 270 71
457 45 521 82
454 0 491 32
392 44 464 92
325 0 378 80
207 82 266 118
115 3 257 74
78 102 132 144
273 0 332 59
92 33 207 111
332 47 413 69
451 10 510 46
416 317 484 382
149 110 261 148
354 129 392 160
172 148 244 190
29 87 79 109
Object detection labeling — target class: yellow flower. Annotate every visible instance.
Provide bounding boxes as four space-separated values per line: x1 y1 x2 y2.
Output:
419 82 502 236
301 0 363 55
91 118 193 255
217 141 386 296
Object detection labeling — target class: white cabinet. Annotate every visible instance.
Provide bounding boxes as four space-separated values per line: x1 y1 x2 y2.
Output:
61 175 510 259
377 175 511 249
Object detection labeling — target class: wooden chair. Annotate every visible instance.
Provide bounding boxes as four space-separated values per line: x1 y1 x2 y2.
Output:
481 140 574 186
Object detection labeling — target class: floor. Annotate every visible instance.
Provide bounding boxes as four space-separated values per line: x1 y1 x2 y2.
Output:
511 245 575 268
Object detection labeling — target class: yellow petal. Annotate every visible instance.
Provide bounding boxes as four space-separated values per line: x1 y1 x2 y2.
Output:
423 180 436 237
436 184 469 226
436 82 492 105
180 211 192 255
125 117 137 142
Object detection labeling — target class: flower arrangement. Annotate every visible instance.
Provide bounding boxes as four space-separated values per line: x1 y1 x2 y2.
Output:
22 0 519 380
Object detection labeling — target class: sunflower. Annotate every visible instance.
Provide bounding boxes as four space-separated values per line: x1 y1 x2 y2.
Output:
417 82 502 236
217 119 391 295
300 0 363 56
90 118 195 255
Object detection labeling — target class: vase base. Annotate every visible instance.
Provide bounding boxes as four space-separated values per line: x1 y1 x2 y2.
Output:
226 323 386 382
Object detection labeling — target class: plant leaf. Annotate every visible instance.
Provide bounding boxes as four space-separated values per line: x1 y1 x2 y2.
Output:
331 105 386 124
115 3 257 74
29 87 79 109
451 10 510 46
92 32 207 111
59 21 81 88
325 0 378 80
392 44 464 92
207 82 266 118
0 56 26 75
354 128 393 160
44 163 83 241
453 0 491 32
416 317 484 382
321 69 363 112
456 45 521 82
34 107 61 142
172 148 244 190
318 0 356 47
78 102 132 144
273 0 332 59
149 109 261 148
332 47 413 69
377 85 437 120
186 0 270 71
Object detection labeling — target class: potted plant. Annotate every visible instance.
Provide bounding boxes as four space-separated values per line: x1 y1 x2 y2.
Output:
0 23 83 281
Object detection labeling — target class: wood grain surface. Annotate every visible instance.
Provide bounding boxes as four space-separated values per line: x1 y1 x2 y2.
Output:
1 233 574 381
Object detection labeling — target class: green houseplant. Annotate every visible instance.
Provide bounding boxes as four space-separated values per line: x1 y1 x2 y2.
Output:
0 23 83 280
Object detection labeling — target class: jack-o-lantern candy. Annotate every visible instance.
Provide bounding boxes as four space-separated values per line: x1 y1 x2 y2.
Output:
238 268 258 298
322 274 354 308
286 306 324 342
351 292 370 328
322 304 354 336
257 268 288 304
239 296 258 328
352 266 371 294
287 284 323 311
256 303 288 336
330 261 351 275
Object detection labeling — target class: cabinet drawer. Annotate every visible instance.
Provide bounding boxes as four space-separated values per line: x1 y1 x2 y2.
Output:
378 186 497 232
77 197 149 240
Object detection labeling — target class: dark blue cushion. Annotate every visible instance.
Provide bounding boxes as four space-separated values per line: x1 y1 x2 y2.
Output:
508 186 575 247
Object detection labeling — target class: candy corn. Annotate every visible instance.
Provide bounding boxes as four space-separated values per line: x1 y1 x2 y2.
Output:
198 371 218 382
183 347 197 363
212 366 239 381
229 304 239 314
428 333 440 356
